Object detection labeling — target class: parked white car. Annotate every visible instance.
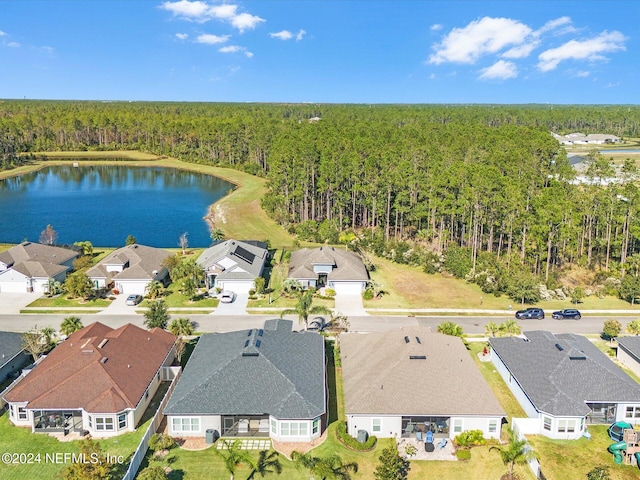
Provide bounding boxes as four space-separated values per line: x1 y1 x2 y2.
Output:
220 291 235 303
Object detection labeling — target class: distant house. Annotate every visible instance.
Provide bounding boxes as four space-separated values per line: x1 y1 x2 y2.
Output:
552 132 621 145
86 244 172 295
196 239 268 294
163 319 326 442
490 331 640 439
341 328 505 441
3 322 176 437
616 337 640 379
0 332 32 385
0 242 79 293
288 247 369 294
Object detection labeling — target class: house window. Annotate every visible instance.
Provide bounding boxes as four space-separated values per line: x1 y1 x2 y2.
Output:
94 417 115 431
271 419 277 435
567 420 575 433
543 416 551 431
312 418 320 435
300 423 308 436
453 419 463 434
118 413 127 429
88 416 93 429
281 422 289 436
488 420 498 433
171 417 200 433
17 407 28 421
290 423 299 436
372 418 381 433
279 421 309 437
626 406 640 419
9 405 15 420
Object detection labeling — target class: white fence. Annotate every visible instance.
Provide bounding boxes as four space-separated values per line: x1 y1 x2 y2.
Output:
121 367 182 480
512 418 543 479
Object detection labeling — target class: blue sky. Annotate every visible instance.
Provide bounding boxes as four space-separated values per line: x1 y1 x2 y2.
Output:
0 1 637 103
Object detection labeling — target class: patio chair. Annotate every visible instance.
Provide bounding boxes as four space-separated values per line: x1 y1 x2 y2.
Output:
425 431 434 444
437 438 448 450
238 419 249 434
416 431 423 442
258 419 269 433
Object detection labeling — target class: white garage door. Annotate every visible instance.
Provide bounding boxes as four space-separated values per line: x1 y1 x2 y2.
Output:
220 281 254 294
332 282 364 295
0 281 28 293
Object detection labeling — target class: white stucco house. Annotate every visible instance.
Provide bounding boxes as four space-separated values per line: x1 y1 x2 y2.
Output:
3 322 176 438
163 319 326 443
86 244 172 295
0 242 79 293
196 240 268 294
288 246 369 294
552 132 621 145
490 331 640 440
341 328 505 441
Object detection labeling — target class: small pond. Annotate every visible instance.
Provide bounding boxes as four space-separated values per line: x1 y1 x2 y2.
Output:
0 165 234 247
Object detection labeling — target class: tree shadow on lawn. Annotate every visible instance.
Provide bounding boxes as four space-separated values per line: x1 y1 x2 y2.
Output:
325 339 339 424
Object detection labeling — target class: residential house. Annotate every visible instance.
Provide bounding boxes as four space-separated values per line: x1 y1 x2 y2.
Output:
552 132 621 145
288 247 369 294
163 319 326 442
86 244 172 295
0 332 32 385
490 331 640 439
0 242 79 293
196 239 268 294
341 328 505 441
616 336 640 379
3 322 176 437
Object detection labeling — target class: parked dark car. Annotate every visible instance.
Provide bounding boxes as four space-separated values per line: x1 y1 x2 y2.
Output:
552 308 581 320
515 307 545 320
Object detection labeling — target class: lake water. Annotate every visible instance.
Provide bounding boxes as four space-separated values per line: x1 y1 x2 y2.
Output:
0 165 234 247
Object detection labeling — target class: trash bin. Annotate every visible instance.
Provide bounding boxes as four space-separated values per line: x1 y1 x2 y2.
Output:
357 430 368 443
205 429 216 444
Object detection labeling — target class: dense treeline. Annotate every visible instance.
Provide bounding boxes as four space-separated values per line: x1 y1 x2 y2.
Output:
2 100 640 297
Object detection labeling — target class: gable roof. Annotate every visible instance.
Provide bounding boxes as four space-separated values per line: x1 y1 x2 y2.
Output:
86 244 172 281
289 247 369 282
490 331 640 417
0 332 25 368
0 242 79 269
196 239 268 281
617 337 640 363
164 319 326 419
3 323 175 413
341 329 504 417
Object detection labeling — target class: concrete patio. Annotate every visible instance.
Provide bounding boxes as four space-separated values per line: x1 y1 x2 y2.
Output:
397 436 457 461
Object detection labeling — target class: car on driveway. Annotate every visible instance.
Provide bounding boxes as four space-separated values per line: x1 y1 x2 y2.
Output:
220 291 235 303
552 308 581 320
515 307 545 320
125 294 143 306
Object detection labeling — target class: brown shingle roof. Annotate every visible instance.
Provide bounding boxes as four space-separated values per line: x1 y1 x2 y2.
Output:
341 329 505 417
4 323 175 413
288 247 369 282
0 242 78 271
86 244 172 282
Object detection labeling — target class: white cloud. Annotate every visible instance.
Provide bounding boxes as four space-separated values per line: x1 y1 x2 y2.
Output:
270 30 293 40
430 24 442 31
230 12 265 32
576 70 590 77
605 81 620 88
196 33 230 44
502 42 539 59
176 33 189 40
535 16 573 36
537 30 626 72
479 60 518 80
429 17 532 64
161 1 264 32
296 29 306 41
0 30 6 36
429 73 436 80
218 45 253 57
40 45 54 54
7 41 20 47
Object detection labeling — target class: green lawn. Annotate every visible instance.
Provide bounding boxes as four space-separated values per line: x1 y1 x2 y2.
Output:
140 289 219 309
0 412 149 480
26 296 110 308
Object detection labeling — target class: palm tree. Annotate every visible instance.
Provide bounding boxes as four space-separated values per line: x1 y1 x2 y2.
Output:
436 321 463 337
484 321 500 337
169 317 195 336
280 290 331 330
40 326 57 349
145 280 165 300
60 316 83 336
500 319 521 337
215 440 256 480
211 227 226 242
291 451 358 480
247 450 282 479
489 429 534 480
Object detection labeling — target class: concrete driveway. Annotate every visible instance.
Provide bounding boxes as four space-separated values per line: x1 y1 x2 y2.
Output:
334 293 368 316
212 293 249 316
0 292 38 314
97 293 141 315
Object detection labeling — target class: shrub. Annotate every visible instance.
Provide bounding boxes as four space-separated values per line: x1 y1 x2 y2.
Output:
148 433 176 451
248 289 256 296
455 430 486 448
456 449 471 461
336 421 377 450
363 289 374 300
324 288 336 298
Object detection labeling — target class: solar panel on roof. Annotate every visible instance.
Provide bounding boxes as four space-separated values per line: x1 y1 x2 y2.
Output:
234 245 256 264
409 355 427 360
256 340 261 348
404 336 410 344
258 329 264 336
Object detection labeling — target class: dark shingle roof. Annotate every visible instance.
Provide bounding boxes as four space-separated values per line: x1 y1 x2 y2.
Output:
164 319 326 419
196 239 268 281
617 337 640 363
490 331 640 417
0 332 25 368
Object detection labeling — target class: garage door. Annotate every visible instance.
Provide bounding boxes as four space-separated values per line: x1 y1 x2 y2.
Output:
220 281 254 294
332 282 364 295
0 281 28 293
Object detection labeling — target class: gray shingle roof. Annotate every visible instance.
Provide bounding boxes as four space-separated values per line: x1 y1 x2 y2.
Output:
341 329 505 417
196 240 268 281
617 337 640 363
490 331 640 417
163 319 326 420
0 332 25 368
288 247 369 282
0 242 79 268
86 244 172 282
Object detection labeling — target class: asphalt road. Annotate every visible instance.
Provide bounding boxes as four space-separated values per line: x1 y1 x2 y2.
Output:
0 313 636 335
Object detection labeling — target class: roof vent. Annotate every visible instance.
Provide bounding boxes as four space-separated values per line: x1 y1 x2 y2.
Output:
256 340 261 348
82 349 94 354
244 339 250 347
242 352 259 357
247 330 253 336
569 354 587 360
555 343 564 351
98 339 108 348
415 336 421 344
409 355 427 360
100 357 108 364
127 364 131 368
404 336 410 344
